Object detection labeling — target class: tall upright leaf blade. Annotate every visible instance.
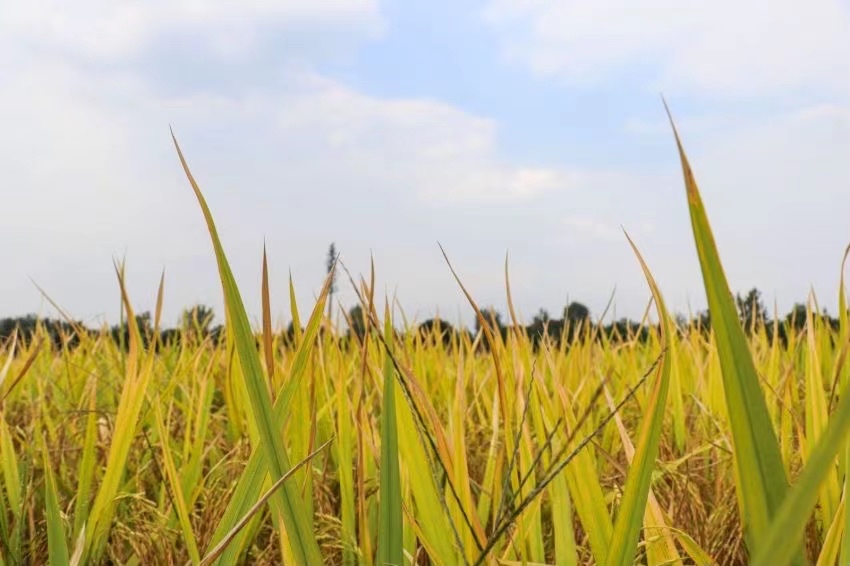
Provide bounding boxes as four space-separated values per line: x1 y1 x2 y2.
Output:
261 246 276 390
840 245 850 566
0 418 22 522
172 132 322 565
604 233 673 566
72 376 98 541
395 383 460 564
664 103 796 561
839 245 850 353
550 473 578 566
804 298 840 523
336 353 357 566
84 263 155 563
41 432 70 566
288 273 302 344
377 301 403 566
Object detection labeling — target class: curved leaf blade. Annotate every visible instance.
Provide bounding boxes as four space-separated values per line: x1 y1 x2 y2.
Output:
604 233 674 566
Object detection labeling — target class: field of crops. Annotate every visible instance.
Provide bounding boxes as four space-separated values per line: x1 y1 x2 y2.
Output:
1 116 849 566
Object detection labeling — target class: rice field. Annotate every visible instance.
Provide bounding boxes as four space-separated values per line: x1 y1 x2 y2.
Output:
1 114 849 566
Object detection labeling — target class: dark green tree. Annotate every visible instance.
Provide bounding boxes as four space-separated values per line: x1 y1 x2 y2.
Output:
564 302 590 325
0 315 81 349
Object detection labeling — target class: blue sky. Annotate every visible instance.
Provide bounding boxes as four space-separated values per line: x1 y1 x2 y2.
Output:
1 0 848 329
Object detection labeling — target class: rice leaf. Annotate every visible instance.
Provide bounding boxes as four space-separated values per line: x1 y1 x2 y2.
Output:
673 528 717 566
154 403 200 565
41 432 70 566
84 262 155 563
69 525 85 566
377 301 403 566
804 297 841 523
554 383 613 564
172 132 322 565
288 273 302 344
0 419 21 519
261 246 276 391
664 101 796 561
604 388 681 566
604 232 673 566
71 375 99 541
200 439 333 566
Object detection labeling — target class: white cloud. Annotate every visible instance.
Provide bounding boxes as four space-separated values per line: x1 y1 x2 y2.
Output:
484 0 850 97
262 71 578 204
0 0 384 61
0 55 582 324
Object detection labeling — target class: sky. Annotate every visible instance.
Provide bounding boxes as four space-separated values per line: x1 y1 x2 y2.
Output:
1 0 848 330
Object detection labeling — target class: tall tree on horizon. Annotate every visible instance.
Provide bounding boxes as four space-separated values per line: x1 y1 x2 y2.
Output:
326 243 338 323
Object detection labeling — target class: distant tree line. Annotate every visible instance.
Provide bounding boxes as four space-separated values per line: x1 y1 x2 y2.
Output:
0 288 843 352
0 304 224 351
338 287 843 352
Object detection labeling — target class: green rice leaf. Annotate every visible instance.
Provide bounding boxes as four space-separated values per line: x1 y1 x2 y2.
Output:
200 439 333 566
154 403 200 565
377 301 403 566
41 433 70 566
172 132 322 565
72 376 98 541
604 233 672 566
664 102 797 562
84 263 155 563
